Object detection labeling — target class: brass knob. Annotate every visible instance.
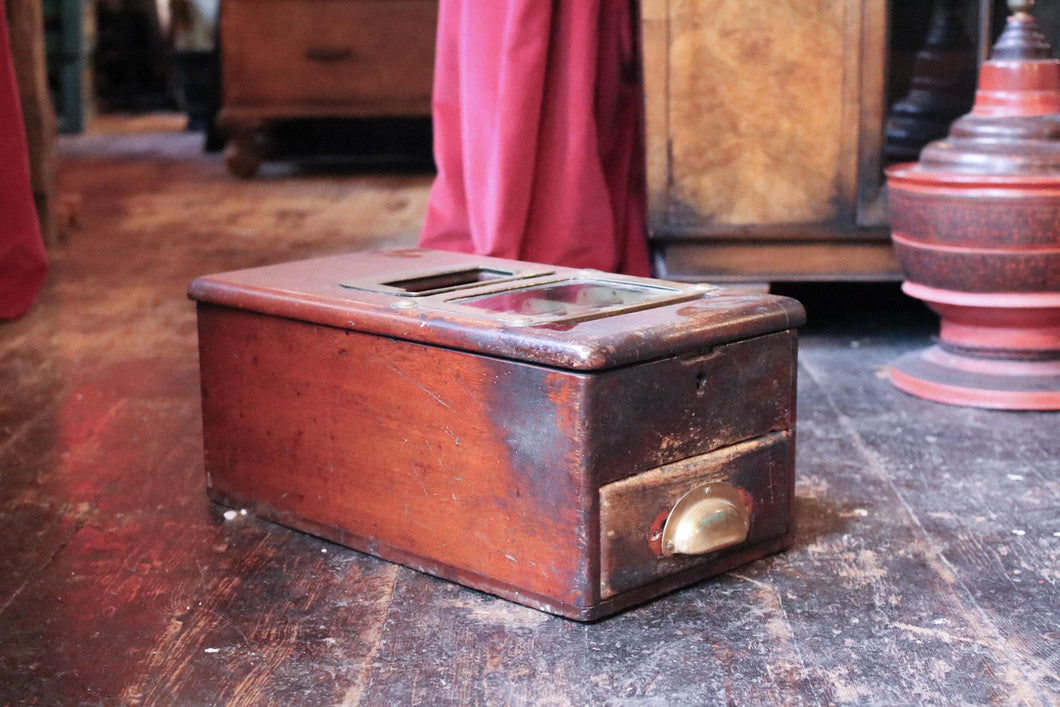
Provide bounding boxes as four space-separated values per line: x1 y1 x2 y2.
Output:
660 483 750 557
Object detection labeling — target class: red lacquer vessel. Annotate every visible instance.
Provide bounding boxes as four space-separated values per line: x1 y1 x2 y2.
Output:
887 0 1060 409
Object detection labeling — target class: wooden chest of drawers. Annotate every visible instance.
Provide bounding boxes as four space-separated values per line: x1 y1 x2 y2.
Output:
217 0 437 176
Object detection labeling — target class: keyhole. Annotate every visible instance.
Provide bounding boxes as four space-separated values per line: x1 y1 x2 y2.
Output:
696 371 708 397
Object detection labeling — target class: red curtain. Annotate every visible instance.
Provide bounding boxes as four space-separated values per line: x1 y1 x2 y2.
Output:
0 2 48 319
419 0 651 276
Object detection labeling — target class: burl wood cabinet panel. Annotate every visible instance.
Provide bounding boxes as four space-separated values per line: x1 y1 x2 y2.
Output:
643 0 901 282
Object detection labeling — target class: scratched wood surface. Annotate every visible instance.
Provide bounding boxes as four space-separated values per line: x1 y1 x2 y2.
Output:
1 117 1058 705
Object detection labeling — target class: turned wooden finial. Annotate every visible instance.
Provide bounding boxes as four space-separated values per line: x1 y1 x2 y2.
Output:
992 0 1050 60
915 0 1060 167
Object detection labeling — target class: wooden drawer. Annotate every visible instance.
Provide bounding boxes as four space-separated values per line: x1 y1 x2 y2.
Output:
221 0 436 112
599 430 794 599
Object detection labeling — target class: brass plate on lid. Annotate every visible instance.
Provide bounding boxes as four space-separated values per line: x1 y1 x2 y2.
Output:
341 265 711 326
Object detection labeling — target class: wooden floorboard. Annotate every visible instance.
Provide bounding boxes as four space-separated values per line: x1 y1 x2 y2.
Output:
1 118 1057 705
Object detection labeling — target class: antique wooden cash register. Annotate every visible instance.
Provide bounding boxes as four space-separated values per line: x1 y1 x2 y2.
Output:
188 249 804 620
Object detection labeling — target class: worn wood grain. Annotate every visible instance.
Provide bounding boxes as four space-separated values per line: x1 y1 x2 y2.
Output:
0 119 1056 705
196 304 595 612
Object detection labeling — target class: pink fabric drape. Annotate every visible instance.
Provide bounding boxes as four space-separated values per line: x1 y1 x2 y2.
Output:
419 0 651 276
0 3 47 319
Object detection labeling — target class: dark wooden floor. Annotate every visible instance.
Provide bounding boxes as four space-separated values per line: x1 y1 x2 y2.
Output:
2 116 1058 706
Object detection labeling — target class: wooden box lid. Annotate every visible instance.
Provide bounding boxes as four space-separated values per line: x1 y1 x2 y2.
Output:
188 249 805 371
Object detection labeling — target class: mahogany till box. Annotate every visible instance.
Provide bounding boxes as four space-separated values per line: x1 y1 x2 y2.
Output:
188 249 805 620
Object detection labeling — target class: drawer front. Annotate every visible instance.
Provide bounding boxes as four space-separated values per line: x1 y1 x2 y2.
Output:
599 430 793 599
222 0 436 109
